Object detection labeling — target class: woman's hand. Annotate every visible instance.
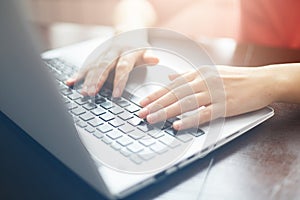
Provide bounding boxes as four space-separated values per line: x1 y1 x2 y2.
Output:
66 48 159 97
138 65 278 130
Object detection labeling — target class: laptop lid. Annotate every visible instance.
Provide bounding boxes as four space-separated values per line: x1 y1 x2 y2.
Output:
0 1 112 198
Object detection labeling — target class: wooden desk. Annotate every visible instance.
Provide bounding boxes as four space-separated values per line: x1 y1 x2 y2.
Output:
1 35 300 200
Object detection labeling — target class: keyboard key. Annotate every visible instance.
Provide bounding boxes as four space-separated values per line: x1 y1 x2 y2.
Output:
188 129 205 137
58 83 68 90
114 99 130 107
111 142 122 151
91 107 106 116
100 88 112 98
137 122 154 132
66 102 78 110
100 112 115 121
71 107 86 115
162 121 172 129
106 130 123 140
165 127 177 136
159 134 181 148
119 123 135 133
127 142 144 153
127 116 143 126
100 101 114 109
73 116 80 123
139 137 156 147
125 104 140 113
76 120 87 128
118 111 133 120
109 105 124 115
138 149 156 161
93 131 104 139
75 97 89 105
175 133 194 143
120 149 131 157
167 117 179 123
153 121 172 130
62 96 70 104
117 135 134 146
68 92 82 100
94 96 106 104
97 123 113 133
79 112 94 121
102 136 113 144
85 125 95 133
83 103 97 110
56 75 68 82
62 67 73 75
88 118 104 127
148 130 165 139
61 88 73 96
128 129 146 140
150 142 168 154
129 154 143 165
109 117 125 127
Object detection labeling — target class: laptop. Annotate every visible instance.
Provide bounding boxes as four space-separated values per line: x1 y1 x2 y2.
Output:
0 1 274 199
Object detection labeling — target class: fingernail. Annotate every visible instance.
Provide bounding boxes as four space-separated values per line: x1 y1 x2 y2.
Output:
112 88 121 98
138 108 149 118
173 121 182 130
140 97 150 107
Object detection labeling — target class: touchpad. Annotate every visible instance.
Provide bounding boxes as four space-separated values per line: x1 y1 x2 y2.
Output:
125 50 194 104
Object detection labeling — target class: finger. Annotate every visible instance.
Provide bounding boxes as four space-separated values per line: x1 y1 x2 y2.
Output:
112 53 138 97
139 77 206 119
173 105 213 130
81 64 113 96
168 73 182 81
65 70 87 86
146 92 210 124
147 81 199 113
139 71 198 107
139 50 159 65
65 62 107 87
139 73 195 107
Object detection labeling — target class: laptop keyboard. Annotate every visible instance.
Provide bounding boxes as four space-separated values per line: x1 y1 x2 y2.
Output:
43 58 205 165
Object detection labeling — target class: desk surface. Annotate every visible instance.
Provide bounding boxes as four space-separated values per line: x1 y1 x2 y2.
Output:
1 34 300 200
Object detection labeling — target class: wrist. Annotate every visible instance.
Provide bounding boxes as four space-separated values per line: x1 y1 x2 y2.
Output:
261 64 294 103
255 66 283 104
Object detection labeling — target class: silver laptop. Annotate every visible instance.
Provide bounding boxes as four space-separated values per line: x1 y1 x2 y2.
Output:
0 1 274 199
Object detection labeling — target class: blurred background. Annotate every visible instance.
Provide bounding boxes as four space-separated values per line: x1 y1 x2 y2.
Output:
26 0 240 50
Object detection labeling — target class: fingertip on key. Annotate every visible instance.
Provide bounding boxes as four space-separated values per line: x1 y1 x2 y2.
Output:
65 78 75 86
112 88 121 98
138 107 149 118
173 120 182 130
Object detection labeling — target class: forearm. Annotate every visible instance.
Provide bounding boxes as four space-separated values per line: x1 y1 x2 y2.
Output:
264 63 300 104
